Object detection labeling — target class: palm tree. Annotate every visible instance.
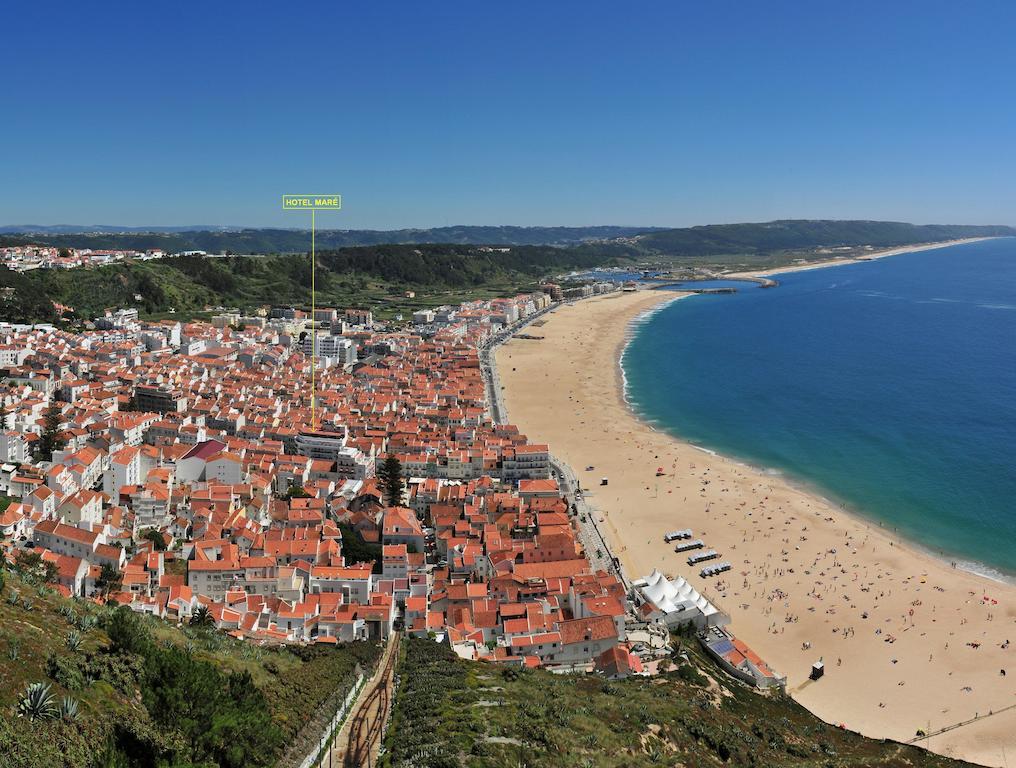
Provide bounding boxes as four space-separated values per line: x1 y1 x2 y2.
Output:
17 682 58 721
189 605 214 628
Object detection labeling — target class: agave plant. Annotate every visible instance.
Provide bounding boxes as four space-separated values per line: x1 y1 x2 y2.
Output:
7 638 20 661
7 589 19 605
76 614 96 631
58 696 79 722
17 682 58 721
20 598 33 611
66 630 83 652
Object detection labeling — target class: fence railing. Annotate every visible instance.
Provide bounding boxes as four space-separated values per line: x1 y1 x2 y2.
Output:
294 670 366 768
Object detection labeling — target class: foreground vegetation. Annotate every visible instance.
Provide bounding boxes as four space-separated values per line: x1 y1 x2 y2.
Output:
381 636 973 768
0 567 379 768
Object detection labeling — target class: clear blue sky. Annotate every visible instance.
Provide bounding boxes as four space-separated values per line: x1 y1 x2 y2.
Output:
3 1 1014 229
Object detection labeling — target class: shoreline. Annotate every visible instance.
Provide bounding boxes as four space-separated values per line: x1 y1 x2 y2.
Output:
497 239 1016 766
636 235 1015 587
730 236 997 279
621 299 1016 588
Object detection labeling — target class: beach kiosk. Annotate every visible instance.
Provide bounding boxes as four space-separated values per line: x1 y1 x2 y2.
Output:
810 661 824 681
600 477 609 486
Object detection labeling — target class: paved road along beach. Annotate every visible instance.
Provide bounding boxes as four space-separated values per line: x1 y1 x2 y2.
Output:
496 249 1015 766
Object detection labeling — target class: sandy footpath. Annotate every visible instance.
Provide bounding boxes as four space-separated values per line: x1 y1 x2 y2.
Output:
496 248 1015 766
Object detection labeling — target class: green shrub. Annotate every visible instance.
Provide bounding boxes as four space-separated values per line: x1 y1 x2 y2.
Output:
677 663 708 687
46 653 85 691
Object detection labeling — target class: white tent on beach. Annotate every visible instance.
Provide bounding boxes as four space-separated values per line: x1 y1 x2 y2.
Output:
633 569 728 629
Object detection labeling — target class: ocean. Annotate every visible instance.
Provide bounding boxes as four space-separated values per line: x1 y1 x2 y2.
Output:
622 238 1016 578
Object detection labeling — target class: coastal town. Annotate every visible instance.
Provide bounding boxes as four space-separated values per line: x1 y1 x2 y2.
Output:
0 277 764 685
1 244 167 272
5 1 1016 764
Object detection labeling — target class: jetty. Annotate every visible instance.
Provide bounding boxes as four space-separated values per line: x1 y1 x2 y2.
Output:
643 274 779 291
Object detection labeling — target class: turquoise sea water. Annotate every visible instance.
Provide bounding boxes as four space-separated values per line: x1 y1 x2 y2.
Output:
623 239 1016 578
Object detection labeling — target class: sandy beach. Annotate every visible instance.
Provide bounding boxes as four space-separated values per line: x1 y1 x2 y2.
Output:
731 237 994 278
497 241 1015 766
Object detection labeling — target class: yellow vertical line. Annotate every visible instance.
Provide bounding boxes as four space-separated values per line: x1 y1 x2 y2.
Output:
311 209 316 430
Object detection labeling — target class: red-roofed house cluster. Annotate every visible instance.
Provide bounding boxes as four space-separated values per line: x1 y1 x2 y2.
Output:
0 289 643 674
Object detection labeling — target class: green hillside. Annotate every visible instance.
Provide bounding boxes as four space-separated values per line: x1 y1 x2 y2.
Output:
637 220 1014 258
2 220 1012 325
0 243 640 324
382 636 973 768
0 567 378 768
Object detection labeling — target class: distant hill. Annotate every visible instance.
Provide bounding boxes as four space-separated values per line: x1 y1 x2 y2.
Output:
0 224 239 234
0 225 660 251
638 219 1015 257
3 220 1011 257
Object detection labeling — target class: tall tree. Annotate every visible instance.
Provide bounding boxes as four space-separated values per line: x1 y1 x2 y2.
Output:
96 562 123 596
140 528 167 551
0 382 8 432
377 455 404 507
37 401 65 461
14 550 59 583
282 484 312 500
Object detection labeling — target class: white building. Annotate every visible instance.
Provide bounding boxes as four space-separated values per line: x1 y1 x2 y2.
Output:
307 564 374 603
293 428 348 461
301 333 356 367
103 446 142 503
206 451 245 484
176 439 228 483
293 429 372 480
0 432 28 463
